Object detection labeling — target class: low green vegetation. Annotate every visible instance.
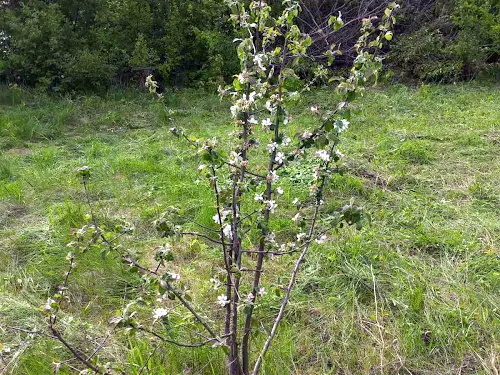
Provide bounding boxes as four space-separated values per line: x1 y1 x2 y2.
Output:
1 83 499 374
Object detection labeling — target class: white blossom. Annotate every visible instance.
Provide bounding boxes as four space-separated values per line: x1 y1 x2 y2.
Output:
335 149 345 158
262 118 272 132
310 105 319 114
336 119 349 133
248 116 258 125
268 171 279 182
230 93 257 118
266 200 278 213
44 298 55 311
292 212 300 222
153 308 169 320
315 235 328 244
199 138 217 152
282 136 291 146
316 150 330 162
313 167 320 181
167 272 180 281
246 292 255 302
267 142 278 153
265 98 277 113
254 192 264 201
275 152 284 164
253 54 266 71
237 71 249 84
265 231 277 245
276 187 284 195
296 232 307 242
213 210 231 225
258 287 267 296
145 75 158 90
210 278 222 290
223 224 233 239
217 294 230 307
239 11 250 26
230 151 242 165
212 340 225 348
302 131 313 139
292 198 300 205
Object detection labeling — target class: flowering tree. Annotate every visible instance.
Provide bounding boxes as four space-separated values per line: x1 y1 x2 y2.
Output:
39 1 398 374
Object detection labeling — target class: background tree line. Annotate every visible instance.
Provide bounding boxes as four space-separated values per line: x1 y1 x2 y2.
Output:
0 0 498 93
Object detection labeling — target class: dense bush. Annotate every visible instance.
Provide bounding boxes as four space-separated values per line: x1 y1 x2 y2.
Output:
0 0 238 91
61 49 115 93
389 0 499 82
1 2 75 88
0 0 498 90
389 27 462 82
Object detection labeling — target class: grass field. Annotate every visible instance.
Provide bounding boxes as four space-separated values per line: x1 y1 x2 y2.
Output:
0 83 499 375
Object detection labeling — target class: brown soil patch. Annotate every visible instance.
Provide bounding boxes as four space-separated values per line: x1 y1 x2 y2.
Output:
2 203 28 219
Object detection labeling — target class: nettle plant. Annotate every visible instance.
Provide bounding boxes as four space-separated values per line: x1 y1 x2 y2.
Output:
40 1 397 374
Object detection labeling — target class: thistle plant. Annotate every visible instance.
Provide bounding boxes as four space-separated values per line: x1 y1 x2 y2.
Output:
39 1 398 374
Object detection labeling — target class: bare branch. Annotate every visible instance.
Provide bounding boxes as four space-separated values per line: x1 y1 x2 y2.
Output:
138 327 214 348
49 324 104 374
7 326 57 340
179 231 227 246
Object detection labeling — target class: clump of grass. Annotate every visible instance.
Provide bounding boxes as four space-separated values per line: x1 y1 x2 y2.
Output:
397 140 434 164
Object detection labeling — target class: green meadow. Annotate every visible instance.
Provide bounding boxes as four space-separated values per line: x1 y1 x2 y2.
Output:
0 83 499 374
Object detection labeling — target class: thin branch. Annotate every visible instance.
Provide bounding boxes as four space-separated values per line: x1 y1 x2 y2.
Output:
179 231 227 246
210 164 234 339
7 326 57 340
138 327 213 348
86 327 116 362
137 345 158 375
223 161 266 179
164 281 218 340
49 324 104 374
183 217 220 233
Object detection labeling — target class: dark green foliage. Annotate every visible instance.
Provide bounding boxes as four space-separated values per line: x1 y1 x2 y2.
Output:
158 0 238 87
1 2 76 88
1 0 498 90
389 0 499 82
389 28 462 82
1 0 237 91
61 49 115 93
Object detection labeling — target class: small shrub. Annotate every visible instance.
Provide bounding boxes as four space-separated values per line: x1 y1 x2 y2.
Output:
61 49 115 93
